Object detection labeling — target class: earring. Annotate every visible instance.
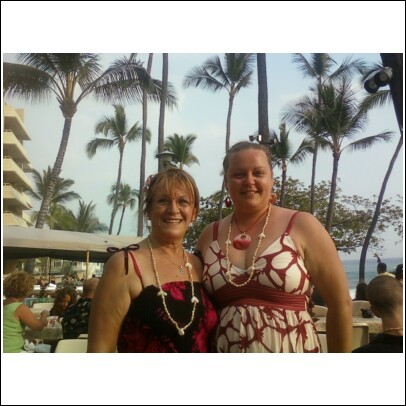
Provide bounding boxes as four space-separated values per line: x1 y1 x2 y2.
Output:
225 196 233 208
270 193 278 204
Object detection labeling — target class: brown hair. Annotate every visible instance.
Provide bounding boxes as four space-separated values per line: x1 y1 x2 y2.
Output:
143 168 200 216
367 276 403 316
3 271 35 298
222 141 273 177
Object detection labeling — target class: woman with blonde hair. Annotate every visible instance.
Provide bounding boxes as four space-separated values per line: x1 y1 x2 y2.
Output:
3 271 49 353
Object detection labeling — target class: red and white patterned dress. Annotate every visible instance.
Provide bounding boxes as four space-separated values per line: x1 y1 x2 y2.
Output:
202 212 321 353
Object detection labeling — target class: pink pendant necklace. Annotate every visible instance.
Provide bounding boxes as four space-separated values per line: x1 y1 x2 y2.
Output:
232 207 270 250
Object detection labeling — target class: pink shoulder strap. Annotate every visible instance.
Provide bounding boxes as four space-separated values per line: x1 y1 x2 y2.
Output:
285 211 301 235
213 221 220 240
128 251 144 289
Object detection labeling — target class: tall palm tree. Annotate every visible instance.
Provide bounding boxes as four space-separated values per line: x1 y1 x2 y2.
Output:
269 123 313 207
157 53 169 173
163 133 199 169
86 104 150 234
284 78 394 233
357 53 403 282
183 53 256 218
56 200 108 233
291 53 366 213
3 53 172 229
26 166 81 229
257 53 271 141
138 53 154 237
108 183 138 235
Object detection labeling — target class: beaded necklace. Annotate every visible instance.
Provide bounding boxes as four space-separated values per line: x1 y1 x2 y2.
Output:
225 203 272 287
147 238 199 336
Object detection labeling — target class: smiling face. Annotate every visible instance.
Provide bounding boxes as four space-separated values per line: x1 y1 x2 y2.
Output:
225 147 273 212
145 169 199 241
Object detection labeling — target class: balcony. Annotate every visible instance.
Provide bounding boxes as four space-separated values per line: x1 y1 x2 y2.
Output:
3 130 31 164
3 183 33 210
3 157 33 190
3 211 29 227
3 104 30 140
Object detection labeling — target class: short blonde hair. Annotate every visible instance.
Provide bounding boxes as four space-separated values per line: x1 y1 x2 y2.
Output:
143 168 199 216
3 271 35 298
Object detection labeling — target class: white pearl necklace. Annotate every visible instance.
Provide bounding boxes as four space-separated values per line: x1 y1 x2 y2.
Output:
148 238 199 336
225 203 272 287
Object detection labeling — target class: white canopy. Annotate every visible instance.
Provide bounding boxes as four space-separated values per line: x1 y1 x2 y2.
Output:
3 226 143 263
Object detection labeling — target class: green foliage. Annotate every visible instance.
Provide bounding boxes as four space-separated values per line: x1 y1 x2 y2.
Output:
185 177 403 254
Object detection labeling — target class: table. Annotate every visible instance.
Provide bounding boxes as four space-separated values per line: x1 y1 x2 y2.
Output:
314 316 383 334
24 322 63 341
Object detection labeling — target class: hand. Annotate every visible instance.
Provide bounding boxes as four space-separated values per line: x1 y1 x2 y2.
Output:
40 310 50 318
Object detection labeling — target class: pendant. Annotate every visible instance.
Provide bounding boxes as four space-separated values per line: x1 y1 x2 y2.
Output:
232 233 251 250
179 266 185 274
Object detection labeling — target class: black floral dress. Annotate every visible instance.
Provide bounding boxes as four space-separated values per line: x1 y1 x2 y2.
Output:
116 250 218 353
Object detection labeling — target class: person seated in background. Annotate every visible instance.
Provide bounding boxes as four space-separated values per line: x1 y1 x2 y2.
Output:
376 262 395 278
62 278 99 339
353 276 403 353
354 282 368 301
3 271 49 353
50 286 77 318
395 264 403 285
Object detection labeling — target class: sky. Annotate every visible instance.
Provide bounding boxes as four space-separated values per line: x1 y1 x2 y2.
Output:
1 2 405 404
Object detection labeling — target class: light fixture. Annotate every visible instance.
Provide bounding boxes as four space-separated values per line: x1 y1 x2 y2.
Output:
155 150 176 170
364 67 393 94
248 133 276 146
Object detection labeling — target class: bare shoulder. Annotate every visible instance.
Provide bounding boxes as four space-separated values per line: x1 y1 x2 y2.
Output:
195 222 215 252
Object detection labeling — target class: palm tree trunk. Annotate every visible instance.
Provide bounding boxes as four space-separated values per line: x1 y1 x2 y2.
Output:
310 146 318 214
137 53 153 236
36 117 72 228
217 94 234 220
325 152 340 233
117 207 126 235
158 53 168 173
109 149 124 234
257 53 270 141
359 135 403 282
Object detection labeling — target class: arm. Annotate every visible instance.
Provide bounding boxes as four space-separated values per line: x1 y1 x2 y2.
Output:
87 252 133 353
294 212 353 353
16 305 49 331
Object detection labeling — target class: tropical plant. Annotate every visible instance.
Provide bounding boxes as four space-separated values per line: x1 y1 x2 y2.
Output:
283 78 394 233
157 53 169 173
55 200 108 233
357 53 403 282
163 133 199 169
257 53 270 141
3 53 174 230
291 53 366 213
107 183 138 235
86 104 149 234
269 123 313 207
183 53 256 219
26 166 81 229
138 53 154 237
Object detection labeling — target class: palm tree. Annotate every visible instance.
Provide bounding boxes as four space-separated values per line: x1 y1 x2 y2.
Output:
3 53 172 230
157 53 169 173
269 123 313 207
26 166 81 229
284 78 394 233
86 104 149 234
183 53 256 218
108 183 138 235
257 53 271 141
291 53 366 213
138 53 154 237
357 53 403 282
163 133 199 169
56 201 108 233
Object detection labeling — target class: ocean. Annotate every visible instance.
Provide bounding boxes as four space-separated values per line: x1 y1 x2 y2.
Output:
342 256 402 298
